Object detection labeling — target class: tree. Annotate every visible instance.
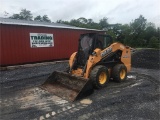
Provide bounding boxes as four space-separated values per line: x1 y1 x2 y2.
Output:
34 15 51 22
87 19 93 24
129 15 147 47
99 17 109 30
148 36 160 48
34 15 42 22
42 15 51 22
56 17 101 29
130 15 146 35
130 15 147 34
19 9 33 20
9 9 33 20
57 20 70 24
144 23 156 45
9 14 21 19
56 19 63 23
77 17 88 24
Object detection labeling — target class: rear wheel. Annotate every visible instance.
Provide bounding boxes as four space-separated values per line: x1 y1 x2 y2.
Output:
112 64 127 82
90 65 109 89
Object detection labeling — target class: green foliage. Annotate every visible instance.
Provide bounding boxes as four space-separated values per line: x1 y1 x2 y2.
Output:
56 18 102 29
148 36 160 48
9 14 21 19
9 9 51 22
107 30 116 41
144 23 156 44
106 15 159 49
42 15 51 22
34 15 42 22
99 17 109 29
9 9 33 20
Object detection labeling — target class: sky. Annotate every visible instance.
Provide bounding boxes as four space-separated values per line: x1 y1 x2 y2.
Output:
0 0 160 27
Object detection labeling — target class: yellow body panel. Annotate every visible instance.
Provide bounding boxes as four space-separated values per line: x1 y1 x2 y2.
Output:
110 42 131 72
69 42 131 79
69 52 77 68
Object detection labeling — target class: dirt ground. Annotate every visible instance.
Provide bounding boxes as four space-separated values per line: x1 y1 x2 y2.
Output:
0 49 160 120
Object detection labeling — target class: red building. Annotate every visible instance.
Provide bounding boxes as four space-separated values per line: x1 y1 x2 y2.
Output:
0 17 104 66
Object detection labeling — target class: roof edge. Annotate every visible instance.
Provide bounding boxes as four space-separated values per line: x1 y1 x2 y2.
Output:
0 21 105 32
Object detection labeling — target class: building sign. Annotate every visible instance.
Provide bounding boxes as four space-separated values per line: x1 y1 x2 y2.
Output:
30 33 54 48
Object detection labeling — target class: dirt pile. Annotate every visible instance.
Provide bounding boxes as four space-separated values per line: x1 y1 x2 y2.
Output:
131 49 160 69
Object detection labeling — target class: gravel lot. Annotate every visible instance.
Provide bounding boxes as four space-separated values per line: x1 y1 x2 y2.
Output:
132 49 160 69
0 49 160 120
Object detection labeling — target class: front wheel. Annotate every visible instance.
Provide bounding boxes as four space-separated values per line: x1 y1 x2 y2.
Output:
111 64 127 82
90 65 109 89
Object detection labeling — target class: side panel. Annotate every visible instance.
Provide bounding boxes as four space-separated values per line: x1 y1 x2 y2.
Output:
84 43 131 78
108 42 131 72
121 47 131 72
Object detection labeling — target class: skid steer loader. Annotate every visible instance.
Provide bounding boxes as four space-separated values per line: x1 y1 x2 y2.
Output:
41 33 131 101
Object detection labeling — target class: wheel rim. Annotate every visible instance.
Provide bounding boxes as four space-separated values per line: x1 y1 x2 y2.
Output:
99 72 107 84
120 69 126 80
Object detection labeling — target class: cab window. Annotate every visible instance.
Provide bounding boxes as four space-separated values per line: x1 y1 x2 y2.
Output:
97 35 112 49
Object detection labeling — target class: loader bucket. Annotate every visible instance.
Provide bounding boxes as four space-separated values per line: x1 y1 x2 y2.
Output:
41 71 94 101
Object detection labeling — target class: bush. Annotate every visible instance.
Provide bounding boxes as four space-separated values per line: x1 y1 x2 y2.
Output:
148 36 160 49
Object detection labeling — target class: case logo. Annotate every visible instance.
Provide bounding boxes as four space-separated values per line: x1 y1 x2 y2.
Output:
101 47 112 57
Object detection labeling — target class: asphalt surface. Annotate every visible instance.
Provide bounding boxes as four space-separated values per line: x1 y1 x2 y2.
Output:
0 49 160 120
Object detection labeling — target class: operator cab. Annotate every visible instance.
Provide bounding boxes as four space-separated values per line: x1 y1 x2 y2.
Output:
76 33 113 67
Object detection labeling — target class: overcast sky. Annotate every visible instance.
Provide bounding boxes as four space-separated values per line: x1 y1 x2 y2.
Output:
1 0 160 27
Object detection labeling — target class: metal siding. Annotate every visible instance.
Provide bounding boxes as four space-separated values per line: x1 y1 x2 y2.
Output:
1 24 104 66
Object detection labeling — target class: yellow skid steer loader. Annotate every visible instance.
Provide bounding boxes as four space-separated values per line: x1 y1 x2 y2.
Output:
41 33 131 101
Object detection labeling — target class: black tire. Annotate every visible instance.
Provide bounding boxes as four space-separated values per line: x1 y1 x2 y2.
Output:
90 65 109 89
111 64 127 82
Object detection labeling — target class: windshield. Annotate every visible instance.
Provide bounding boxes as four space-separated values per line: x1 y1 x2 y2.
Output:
80 36 93 50
97 35 112 49
77 35 93 66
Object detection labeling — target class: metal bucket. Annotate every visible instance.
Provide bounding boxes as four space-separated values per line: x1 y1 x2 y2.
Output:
40 71 94 101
